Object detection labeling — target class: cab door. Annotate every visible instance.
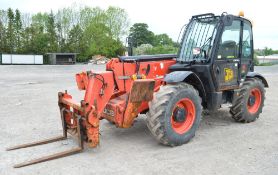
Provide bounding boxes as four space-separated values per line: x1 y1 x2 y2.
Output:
213 20 241 91
240 21 253 79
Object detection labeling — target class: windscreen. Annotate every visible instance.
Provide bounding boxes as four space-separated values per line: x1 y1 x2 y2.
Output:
178 15 219 62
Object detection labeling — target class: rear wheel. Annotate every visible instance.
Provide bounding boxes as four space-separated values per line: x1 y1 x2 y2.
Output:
146 83 202 146
230 78 265 122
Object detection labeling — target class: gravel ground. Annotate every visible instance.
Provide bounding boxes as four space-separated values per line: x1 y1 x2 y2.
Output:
0 64 277 175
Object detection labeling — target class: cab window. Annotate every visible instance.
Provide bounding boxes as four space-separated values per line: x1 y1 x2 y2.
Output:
217 20 241 59
241 22 252 59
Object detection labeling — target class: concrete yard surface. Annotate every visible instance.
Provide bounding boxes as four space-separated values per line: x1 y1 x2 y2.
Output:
0 64 278 175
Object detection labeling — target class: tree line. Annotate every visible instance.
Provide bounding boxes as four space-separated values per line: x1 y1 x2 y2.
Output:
0 6 130 61
128 23 178 55
0 6 178 62
255 47 278 56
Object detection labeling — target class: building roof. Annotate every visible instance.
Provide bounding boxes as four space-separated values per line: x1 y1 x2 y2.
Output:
46 53 79 55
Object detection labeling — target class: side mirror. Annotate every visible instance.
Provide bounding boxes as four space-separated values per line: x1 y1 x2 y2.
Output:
126 37 133 56
223 15 233 26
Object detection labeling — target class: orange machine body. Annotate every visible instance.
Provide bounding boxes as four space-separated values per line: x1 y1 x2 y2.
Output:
59 58 176 147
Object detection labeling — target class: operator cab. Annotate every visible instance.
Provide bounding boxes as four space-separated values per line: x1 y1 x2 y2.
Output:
170 12 254 92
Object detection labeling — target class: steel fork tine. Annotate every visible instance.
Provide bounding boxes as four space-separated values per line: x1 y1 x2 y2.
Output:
13 147 83 168
9 115 84 168
6 136 66 151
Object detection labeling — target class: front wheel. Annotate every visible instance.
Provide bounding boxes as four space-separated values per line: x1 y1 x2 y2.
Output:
146 83 202 146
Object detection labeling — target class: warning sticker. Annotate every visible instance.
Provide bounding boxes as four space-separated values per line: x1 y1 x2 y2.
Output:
224 68 234 82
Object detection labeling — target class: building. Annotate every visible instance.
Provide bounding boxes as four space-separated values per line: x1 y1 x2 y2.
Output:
0 53 43 65
46 53 78 65
257 54 278 64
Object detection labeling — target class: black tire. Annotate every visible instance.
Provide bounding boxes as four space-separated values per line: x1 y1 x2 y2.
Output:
146 83 202 146
230 78 265 123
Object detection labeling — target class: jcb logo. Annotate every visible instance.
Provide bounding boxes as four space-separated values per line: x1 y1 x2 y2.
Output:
224 68 233 82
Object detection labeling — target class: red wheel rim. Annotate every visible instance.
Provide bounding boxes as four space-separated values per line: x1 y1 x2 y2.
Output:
247 88 262 114
171 98 196 134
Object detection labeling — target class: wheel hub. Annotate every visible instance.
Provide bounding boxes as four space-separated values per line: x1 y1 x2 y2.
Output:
171 98 196 134
173 107 187 123
248 95 256 107
247 88 262 114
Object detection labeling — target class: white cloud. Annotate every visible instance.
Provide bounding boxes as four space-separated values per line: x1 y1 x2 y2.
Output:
1 0 277 49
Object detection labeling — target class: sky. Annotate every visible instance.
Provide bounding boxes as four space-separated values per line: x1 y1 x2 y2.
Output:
1 0 278 49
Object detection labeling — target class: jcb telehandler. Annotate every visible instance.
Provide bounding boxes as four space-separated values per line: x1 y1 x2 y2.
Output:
7 12 268 168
